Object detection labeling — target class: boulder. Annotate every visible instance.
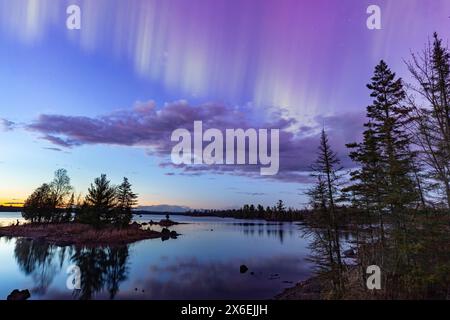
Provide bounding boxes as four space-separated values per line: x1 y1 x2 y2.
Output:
159 219 178 227
7 289 31 301
240 264 248 274
130 222 141 229
161 228 171 241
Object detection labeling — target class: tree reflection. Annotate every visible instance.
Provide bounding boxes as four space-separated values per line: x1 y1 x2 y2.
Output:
71 246 129 300
14 239 62 295
13 239 129 300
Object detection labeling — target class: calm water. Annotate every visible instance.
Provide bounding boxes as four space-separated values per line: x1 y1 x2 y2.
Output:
0 212 317 300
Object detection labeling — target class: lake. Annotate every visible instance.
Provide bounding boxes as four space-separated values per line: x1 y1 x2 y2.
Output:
0 212 318 300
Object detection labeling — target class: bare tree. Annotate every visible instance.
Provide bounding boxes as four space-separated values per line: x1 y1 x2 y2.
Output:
406 33 450 210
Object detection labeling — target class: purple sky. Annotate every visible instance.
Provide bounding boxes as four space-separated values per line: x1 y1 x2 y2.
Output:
0 0 449 209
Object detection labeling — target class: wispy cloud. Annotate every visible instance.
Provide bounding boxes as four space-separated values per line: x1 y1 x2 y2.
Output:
236 192 267 196
44 147 63 152
0 118 15 131
136 204 191 212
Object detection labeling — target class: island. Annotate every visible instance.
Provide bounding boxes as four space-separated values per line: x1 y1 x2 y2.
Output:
0 172 181 246
0 220 180 246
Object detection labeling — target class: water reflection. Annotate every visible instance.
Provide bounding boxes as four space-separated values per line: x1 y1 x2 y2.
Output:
233 222 296 244
124 255 310 300
71 246 129 300
13 239 129 300
2 214 314 300
14 239 63 295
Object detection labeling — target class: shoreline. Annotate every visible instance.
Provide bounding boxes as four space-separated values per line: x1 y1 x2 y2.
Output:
0 222 180 246
275 275 323 300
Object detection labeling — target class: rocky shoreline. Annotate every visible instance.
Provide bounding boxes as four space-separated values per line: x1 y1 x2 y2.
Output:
0 221 180 246
275 266 367 300
275 276 323 300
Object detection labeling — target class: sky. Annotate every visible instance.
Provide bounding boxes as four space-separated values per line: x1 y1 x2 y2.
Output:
1 0 450 209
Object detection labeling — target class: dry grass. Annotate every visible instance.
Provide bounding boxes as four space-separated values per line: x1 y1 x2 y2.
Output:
0 222 164 246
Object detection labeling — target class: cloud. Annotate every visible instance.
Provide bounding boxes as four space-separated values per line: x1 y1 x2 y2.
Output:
0 118 15 131
237 192 267 196
136 204 191 212
27 101 365 182
44 147 63 152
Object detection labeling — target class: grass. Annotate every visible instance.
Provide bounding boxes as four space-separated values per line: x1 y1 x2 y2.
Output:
0 222 165 246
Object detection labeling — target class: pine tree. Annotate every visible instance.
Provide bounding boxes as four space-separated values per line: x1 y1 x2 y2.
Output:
276 200 285 213
307 174 328 211
311 129 343 217
309 128 344 293
346 124 388 241
363 60 417 214
82 174 117 227
257 204 264 213
116 177 138 226
347 125 385 213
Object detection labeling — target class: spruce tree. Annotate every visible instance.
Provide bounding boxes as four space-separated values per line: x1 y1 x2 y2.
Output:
347 125 385 213
353 60 417 214
116 177 138 226
83 174 117 227
307 174 328 211
310 128 343 218
309 128 344 293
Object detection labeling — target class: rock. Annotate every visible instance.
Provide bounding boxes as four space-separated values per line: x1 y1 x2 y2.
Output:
343 249 356 257
240 264 248 274
161 228 171 241
170 230 178 239
130 222 141 229
159 219 178 227
7 289 31 301
275 277 322 300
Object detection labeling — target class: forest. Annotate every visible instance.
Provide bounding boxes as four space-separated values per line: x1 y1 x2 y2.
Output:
10 32 450 299
195 33 450 299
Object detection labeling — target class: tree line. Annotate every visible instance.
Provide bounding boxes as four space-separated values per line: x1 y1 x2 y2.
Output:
22 170 138 228
305 33 450 298
309 33 450 225
188 200 308 221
